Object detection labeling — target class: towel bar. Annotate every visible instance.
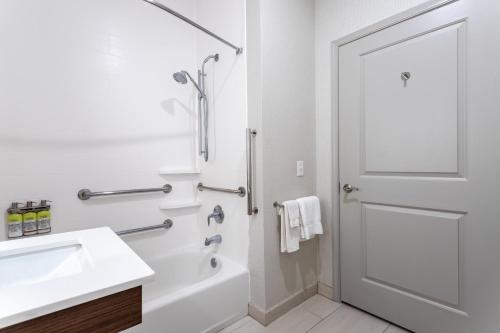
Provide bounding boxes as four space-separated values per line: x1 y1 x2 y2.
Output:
273 201 284 209
273 201 284 215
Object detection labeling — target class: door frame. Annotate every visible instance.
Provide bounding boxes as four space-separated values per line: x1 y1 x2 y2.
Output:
329 0 459 302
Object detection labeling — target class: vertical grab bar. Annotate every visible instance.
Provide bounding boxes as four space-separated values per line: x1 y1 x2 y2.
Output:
246 128 258 215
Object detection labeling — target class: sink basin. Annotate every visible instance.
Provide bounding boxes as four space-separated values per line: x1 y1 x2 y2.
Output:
0 227 154 328
0 241 91 289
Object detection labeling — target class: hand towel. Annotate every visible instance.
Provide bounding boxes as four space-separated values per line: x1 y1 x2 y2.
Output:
297 196 323 240
279 201 301 253
284 200 300 228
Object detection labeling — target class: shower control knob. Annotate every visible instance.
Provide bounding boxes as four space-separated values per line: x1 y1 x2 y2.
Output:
207 205 224 226
343 184 359 193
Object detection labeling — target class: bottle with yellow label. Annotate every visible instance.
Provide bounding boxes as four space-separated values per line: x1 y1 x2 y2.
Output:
37 200 52 234
22 201 38 236
7 202 23 238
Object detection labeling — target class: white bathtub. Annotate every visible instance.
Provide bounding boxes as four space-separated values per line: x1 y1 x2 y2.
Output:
125 248 249 333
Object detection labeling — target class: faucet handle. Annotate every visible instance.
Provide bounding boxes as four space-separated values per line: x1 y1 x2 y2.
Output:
207 205 224 226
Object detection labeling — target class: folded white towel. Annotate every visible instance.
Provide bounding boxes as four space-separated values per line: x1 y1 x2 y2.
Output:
297 196 323 240
283 200 300 228
280 202 301 253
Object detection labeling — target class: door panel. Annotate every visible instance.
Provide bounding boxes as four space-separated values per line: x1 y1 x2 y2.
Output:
363 203 462 306
339 1 500 332
362 24 462 175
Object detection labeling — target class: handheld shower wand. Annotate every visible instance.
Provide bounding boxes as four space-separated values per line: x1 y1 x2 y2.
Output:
172 71 205 98
199 54 219 162
173 53 219 162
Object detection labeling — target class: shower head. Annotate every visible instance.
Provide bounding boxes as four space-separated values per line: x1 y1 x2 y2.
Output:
173 71 188 84
173 70 205 97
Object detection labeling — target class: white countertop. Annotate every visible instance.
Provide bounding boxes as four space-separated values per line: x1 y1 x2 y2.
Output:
0 227 154 328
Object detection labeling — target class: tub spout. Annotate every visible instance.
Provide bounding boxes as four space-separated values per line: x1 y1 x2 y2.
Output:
205 234 222 246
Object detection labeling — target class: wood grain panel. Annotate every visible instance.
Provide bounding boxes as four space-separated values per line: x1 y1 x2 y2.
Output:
1 287 142 333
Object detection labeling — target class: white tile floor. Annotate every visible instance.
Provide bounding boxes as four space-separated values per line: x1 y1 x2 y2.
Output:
218 295 410 333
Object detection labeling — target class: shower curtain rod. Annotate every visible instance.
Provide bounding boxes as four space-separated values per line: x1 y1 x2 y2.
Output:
142 0 243 55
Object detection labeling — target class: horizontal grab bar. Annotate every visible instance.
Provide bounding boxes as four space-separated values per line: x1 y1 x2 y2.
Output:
78 184 172 200
116 219 173 236
197 182 246 197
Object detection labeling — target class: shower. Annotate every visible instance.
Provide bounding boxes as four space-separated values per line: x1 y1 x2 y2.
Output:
172 71 205 97
173 53 219 162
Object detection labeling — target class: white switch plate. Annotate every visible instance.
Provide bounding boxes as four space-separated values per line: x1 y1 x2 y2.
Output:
296 161 304 177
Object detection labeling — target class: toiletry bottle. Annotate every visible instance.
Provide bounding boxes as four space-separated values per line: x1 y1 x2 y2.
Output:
22 201 38 236
7 202 23 238
36 200 52 234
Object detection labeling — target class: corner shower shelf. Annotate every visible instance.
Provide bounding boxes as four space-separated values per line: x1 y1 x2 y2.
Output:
158 168 201 175
159 201 201 210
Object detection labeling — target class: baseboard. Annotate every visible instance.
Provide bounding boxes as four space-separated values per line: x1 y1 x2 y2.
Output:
248 303 266 325
248 283 318 326
317 281 335 300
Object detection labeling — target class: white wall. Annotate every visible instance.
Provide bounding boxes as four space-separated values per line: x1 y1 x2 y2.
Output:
246 0 267 311
246 0 317 314
314 0 433 296
0 0 249 268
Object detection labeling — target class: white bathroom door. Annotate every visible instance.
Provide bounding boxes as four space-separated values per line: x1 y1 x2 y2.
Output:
339 1 500 332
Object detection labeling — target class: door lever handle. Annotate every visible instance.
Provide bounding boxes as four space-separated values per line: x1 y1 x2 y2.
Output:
343 184 359 193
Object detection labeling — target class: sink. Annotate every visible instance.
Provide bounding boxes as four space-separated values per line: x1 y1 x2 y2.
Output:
0 241 91 289
0 227 154 328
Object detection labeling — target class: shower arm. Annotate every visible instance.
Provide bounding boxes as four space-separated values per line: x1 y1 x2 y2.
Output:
202 54 219 75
